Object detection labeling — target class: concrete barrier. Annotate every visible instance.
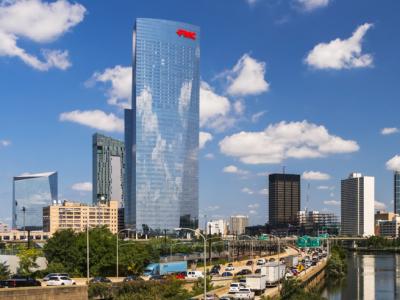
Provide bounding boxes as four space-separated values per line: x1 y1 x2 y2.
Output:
0 285 87 300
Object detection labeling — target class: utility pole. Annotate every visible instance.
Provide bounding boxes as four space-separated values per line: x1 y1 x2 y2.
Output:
87 225 90 284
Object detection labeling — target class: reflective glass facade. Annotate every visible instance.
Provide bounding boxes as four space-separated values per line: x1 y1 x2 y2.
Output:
125 18 200 232
395 171 400 214
92 133 125 207
12 172 58 230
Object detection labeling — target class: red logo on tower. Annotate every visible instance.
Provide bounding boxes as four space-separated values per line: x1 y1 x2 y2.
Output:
176 29 196 40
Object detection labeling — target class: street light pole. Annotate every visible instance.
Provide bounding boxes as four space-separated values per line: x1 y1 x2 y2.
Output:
175 227 207 300
86 225 89 284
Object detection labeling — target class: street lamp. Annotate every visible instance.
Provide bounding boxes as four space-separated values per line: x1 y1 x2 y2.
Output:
175 227 207 300
116 228 135 278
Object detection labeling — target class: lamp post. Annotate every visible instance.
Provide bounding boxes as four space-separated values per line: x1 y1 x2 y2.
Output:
176 227 207 300
116 228 135 279
86 225 89 284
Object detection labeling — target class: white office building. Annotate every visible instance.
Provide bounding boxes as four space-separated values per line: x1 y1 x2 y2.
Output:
229 215 249 235
206 219 228 236
341 173 375 236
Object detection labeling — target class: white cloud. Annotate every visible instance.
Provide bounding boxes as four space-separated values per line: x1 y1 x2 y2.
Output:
204 153 215 160
251 111 267 123
323 200 340 206
305 23 373 70
206 205 220 212
59 110 123 133
259 188 269 196
296 0 330 11
375 200 387 211
72 182 92 192
386 155 400 171
233 100 245 115
257 172 269 177
381 127 399 135
0 140 11 147
200 81 234 132
317 185 334 190
302 171 330 180
223 165 249 175
226 54 269 96
0 0 85 70
241 187 254 195
246 0 258 5
249 210 257 215
219 120 359 164
199 131 213 149
88 65 132 108
248 203 260 209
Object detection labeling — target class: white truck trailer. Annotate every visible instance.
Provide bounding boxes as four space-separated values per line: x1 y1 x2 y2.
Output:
245 275 267 294
263 262 286 287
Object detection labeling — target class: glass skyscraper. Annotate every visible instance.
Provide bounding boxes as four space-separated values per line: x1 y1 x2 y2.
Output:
92 133 125 207
395 171 400 214
125 18 200 233
12 172 58 230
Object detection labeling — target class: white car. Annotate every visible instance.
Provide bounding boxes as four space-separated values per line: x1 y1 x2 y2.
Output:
256 259 265 266
46 275 76 286
225 266 235 271
229 282 242 293
234 288 255 299
186 270 204 279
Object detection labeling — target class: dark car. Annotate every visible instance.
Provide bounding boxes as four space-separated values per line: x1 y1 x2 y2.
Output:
0 275 41 288
221 272 233 277
246 260 253 266
255 268 261 274
149 274 165 281
236 269 252 276
90 276 112 283
123 275 143 282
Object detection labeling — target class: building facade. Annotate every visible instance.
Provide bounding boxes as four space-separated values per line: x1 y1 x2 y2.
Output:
43 200 118 235
93 133 125 207
207 219 228 236
230 215 249 235
341 173 375 236
125 18 200 233
378 216 400 238
13 172 58 230
269 173 301 227
395 171 400 215
298 210 340 236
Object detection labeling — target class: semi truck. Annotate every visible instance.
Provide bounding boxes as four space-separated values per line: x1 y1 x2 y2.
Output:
263 262 285 287
143 261 187 277
284 255 299 268
245 275 267 294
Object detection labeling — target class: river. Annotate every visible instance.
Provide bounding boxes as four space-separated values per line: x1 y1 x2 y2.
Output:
320 252 400 300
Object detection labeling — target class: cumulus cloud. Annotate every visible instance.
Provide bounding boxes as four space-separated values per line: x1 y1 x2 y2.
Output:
375 200 386 211
233 100 245 115
199 131 213 149
241 187 254 195
223 165 249 175
386 155 400 171
259 188 269 196
204 153 215 160
0 0 85 70
72 182 92 192
317 185 334 190
219 120 359 164
296 0 330 11
0 140 11 147
88 65 132 108
248 203 260 209
225 54 269 96
59 110 123 133
303 171 330 180
305 23 373 70
381 127 399 135
323 200 340 206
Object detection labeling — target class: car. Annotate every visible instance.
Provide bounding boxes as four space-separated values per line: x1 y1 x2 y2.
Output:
46 275 76 286
229 282 243 293
123 275 143 282
90 276 112 283
233 287 255 299
236 269 252 276
256 259 265 265
203 293 219 300
186 271 204 279
220 296 232 300
225 266 235 271
268 258 276 262
175 272 186 280
254 268 261 274
221 271 233 277
0 275 41 288
285 272 294 279
43 273 69 281
213 264 221 271
246 260 253 266
149 274 165 280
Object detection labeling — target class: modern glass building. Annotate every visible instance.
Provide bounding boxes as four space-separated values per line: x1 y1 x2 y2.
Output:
125 18 200 233
395 171 400 215
12 172 58 230
92 133 125 207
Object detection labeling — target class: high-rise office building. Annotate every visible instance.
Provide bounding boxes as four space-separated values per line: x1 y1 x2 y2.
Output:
13 172 58 230
395 171 400 215
92 133 125 207
341 173 374 236
229 215 249 235
125 18 200 232
269 173 301 227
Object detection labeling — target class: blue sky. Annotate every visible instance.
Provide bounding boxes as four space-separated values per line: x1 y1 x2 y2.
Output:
1 0 400 226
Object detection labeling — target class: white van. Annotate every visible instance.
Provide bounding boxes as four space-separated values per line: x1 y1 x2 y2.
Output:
186 270 204 279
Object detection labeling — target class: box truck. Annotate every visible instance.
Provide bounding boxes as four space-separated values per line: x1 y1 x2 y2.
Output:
143 261 187 276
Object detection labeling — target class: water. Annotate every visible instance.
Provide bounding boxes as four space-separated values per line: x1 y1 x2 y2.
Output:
321 252 400 300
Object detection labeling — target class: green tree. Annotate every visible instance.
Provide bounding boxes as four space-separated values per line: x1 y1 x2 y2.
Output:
0 261 10 280
17 248 40 276
191 276 214 296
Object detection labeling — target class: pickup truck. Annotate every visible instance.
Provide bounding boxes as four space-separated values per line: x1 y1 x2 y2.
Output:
0 275 41 288
233 288 255 299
